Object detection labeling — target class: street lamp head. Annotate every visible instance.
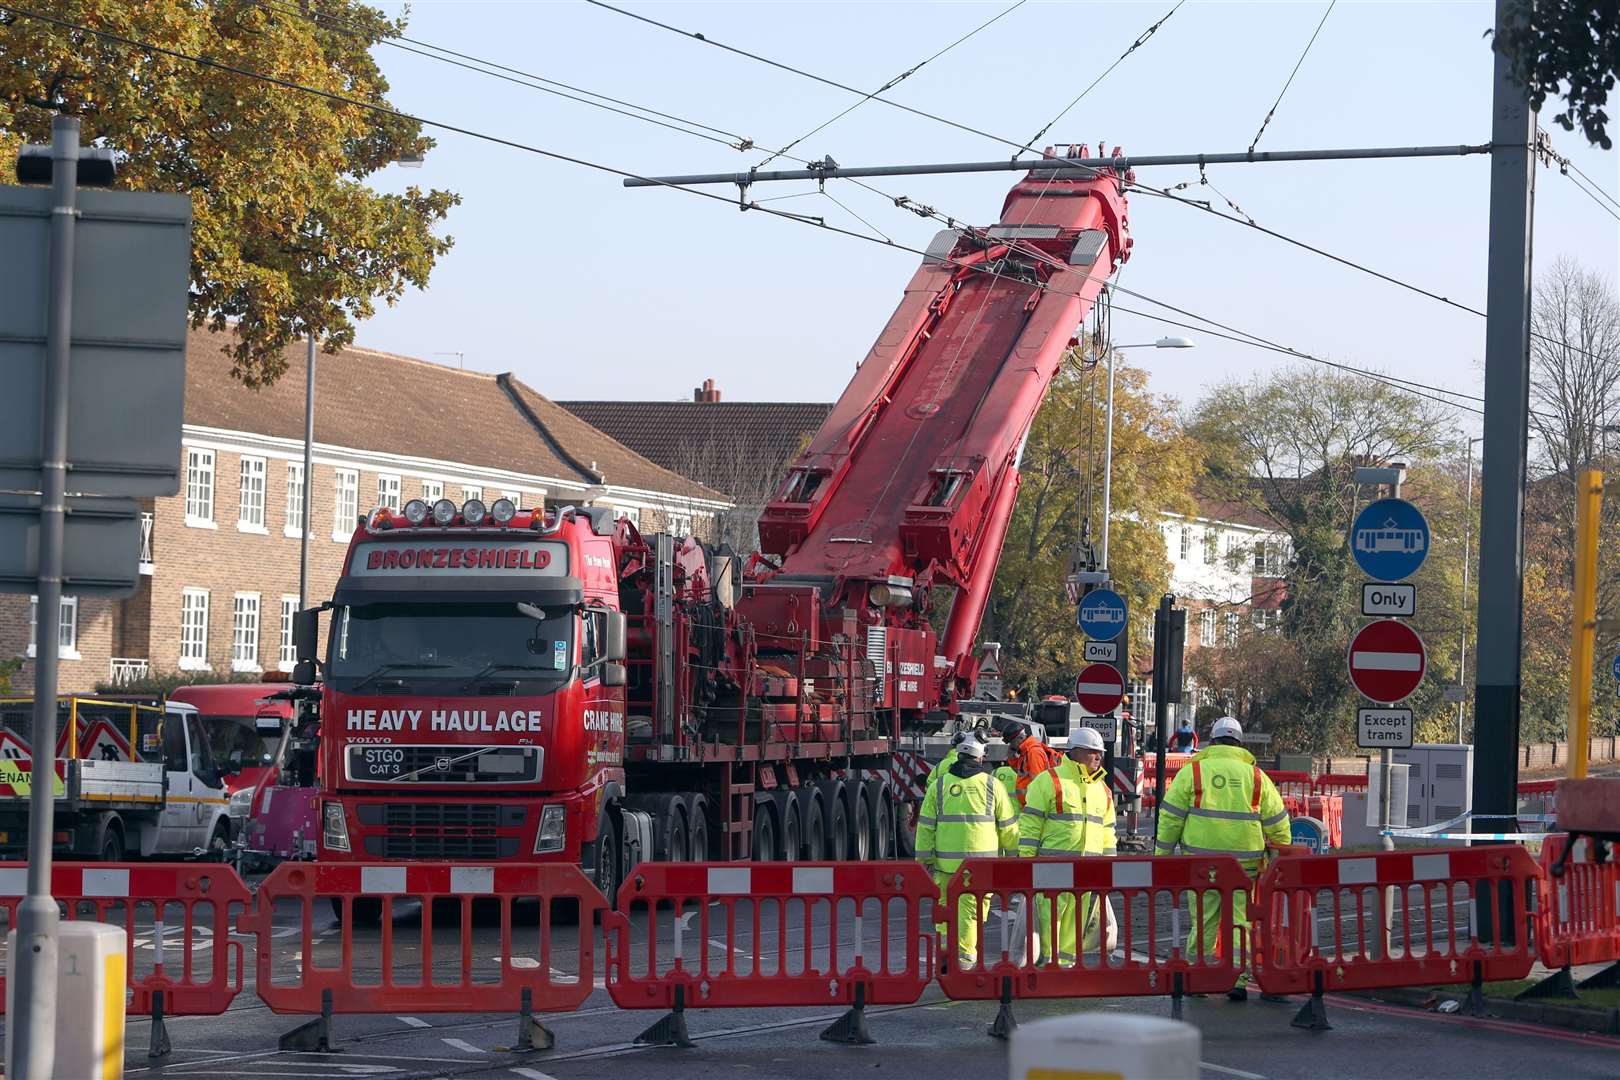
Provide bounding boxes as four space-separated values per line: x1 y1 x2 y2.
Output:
1154 336 1196 349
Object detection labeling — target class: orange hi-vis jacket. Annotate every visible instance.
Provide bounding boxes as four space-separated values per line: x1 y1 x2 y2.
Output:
1006 739 1059 805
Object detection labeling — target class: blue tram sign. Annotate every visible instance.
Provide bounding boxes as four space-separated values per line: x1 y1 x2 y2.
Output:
1351 498 1430 582
1077 588 1128 641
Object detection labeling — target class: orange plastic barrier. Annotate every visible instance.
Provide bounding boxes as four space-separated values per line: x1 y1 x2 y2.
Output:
1253 846 1542 1028
246 861 603 1052
1536 835 1620 975
0 862 249 1058
604 861 936 1046
937 855 1251 1033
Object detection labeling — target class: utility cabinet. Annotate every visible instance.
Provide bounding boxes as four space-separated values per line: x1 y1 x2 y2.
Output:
1391 744 1474 840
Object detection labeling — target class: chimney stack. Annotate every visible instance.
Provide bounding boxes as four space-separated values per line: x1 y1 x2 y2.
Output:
693 378 721 403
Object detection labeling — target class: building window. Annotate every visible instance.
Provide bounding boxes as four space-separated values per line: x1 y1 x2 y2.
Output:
185 448 215 525
232 593 261 671
421 479 443 504
333 469 358 539
1253 542 1268 575
666 511 693 536
1223 611 1240 647
238 456 267 530
1178 526 1190 561
180 589 210 670
462 485 483 505
1203 530 1218 565
499 489 520 508
28 595 79 660
278 596 299 671
1252 609 1280 633
377 474 401 511
1199 608 1216 647
614 506 641 528
285 462 305 536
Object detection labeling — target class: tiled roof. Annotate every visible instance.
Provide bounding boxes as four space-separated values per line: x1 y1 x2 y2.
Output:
557 400 834 493
182 328 722 501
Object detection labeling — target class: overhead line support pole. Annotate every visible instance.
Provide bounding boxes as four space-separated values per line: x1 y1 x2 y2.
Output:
1471 0 1537 943
623 143 1493 188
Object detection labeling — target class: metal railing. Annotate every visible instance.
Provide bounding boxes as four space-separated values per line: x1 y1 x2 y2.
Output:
139 511 155 572
108 658 150 686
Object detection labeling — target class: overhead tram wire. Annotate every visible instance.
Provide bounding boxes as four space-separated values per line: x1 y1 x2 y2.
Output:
1020 0 1186 157
1248 0 1336 152
756 0 1029 169
4 5 1492 425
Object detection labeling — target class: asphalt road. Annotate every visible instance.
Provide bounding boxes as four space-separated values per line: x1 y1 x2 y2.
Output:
4 880 1617 1080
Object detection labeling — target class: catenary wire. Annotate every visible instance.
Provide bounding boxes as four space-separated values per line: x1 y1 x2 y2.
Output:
1249 0 1336 152
2 4 1494 424
755 0 1029 169
1021 0 1185 155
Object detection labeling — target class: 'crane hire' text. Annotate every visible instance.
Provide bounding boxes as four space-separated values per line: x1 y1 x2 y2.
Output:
346 709 544 733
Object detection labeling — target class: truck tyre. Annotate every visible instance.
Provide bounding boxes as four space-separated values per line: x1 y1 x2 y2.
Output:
99 822 124 863
848 784 872 862
589 807 621 905
204 819 231 862
684 795 710 862
801 794 826 860
868 781 894 861
330 897 384 927
750 802 777 862
822 783 849 862
666 805 689 863
780 795 801 863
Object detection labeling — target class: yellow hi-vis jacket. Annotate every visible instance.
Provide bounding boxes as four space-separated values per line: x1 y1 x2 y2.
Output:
1018 758 1117 857
994 766 1018 800
1154 744 1291 873
923 749 959 813
915 765 1019 874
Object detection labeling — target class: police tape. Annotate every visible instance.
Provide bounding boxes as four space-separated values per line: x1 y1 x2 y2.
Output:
1381 809 1557 843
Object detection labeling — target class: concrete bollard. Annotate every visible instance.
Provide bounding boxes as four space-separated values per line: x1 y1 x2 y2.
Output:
1010 1012 1200 1080
5 922 127 1080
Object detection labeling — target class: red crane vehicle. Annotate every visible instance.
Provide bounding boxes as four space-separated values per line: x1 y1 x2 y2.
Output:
291 149 1133 902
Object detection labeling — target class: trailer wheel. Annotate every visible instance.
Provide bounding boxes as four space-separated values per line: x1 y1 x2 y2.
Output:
801 795 826 861
849 785 872 862
666 805 690 863
685 795 710 862
329 897 383 926
780 797 801 863
824 787 849 862
99 822 124 862
750 802 777 862
871 784 894 861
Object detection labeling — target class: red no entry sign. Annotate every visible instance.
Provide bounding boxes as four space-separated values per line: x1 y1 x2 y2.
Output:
1348 619 1427 704
1074 662 1125 714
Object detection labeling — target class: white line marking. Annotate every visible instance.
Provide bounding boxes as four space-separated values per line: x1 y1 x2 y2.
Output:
441 1037 485 1054
511 1070 561 1080
397 1016 431 1028
1202 1063 1265 1080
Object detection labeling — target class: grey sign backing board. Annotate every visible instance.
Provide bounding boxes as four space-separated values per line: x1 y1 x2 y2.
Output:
0 184 191 496
1362 582 1416 617
0 493 141 598
1357 706 1413 749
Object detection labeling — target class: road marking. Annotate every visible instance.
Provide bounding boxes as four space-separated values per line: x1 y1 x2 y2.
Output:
396 1015 430 1028
441 1037 485 1054
510 1070 560 1080
1202 1064 1265 1079
709 936 749 957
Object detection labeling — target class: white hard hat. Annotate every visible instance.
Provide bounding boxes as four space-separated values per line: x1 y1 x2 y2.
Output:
950 729 970 746
958 735 986 759
1071 727 1106 753
1211 716 1243 741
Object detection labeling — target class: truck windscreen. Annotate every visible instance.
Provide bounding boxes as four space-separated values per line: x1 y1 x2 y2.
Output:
330 602 574 695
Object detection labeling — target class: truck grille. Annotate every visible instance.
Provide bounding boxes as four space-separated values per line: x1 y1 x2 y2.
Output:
356 802 525 860
346 745 541 784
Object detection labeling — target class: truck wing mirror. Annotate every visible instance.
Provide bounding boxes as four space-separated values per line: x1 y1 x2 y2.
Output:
605 611 627 663
293 607 321 662
602 661 627 688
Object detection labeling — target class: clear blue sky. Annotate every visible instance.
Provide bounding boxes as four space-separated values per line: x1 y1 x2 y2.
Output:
354 1 1618 423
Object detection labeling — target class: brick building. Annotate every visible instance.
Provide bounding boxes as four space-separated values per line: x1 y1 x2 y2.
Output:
2 329 727 693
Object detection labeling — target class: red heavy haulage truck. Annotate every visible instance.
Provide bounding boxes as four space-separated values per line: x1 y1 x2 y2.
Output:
292 151 1133 899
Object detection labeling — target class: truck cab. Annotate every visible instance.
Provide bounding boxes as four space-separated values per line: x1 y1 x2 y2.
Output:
300 498 627 892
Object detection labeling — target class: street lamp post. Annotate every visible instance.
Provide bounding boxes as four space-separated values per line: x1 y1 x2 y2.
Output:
1458 436 1483 742
1099 337 1195 572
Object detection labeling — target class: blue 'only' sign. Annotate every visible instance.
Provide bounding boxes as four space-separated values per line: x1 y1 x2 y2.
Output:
1351 498 1430 582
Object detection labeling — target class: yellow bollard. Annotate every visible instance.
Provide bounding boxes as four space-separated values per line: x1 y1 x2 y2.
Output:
1010 1012 1200 1080
5 921 127 1080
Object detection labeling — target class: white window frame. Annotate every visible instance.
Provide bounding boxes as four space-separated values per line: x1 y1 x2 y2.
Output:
278 596 299 671
614 506 641 528
1223 610 1240 648
1203 530 1218 566
27 595 80 661
420 479 443 504
1199 608 1216 647
377 473 401 512
1178 526 1190 561
462 485 484 505
665 510 693 536
333 469 358 541
285 462 306 538
185 447 216 528
179 588 210 671
498 489 521 507
238 455 268 532
232 592 261 672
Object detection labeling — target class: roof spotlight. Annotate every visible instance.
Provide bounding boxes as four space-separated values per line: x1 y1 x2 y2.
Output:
461 498 487 526
490 497 516 525
402 499 430 526
431 498 458 525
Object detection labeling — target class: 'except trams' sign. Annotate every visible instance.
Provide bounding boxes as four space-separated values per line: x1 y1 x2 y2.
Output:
348 540 570 577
